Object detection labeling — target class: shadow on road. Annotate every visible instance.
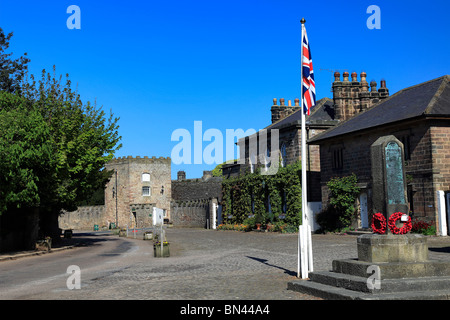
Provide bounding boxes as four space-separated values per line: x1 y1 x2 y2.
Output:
246 256 296 276
54 231 122 249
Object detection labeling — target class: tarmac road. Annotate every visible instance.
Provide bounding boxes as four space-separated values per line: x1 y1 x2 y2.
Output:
0 232 145 299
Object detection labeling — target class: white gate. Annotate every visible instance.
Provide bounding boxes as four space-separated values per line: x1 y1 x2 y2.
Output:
437 190 448 236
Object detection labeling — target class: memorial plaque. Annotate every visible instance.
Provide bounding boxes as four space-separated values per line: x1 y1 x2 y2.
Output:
371 135 409 233
385 142 406 205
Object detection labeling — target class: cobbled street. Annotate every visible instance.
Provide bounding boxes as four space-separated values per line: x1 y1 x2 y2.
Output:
1 228 449 300
72 228 358 300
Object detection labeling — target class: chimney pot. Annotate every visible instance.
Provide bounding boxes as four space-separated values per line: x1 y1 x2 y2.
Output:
334 71 341 81
288 100 292 107
294 98 300 106
343 72 349 82
360 72 367 82
380 79 386 88
351 72 357 82
273 98 277 105
280 98 285 106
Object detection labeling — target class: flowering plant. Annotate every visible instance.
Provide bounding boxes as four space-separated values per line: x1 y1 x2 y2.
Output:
371 213 386 234
411 220 433 233
388 212 412 234
154 241 169 245
217 224 250 231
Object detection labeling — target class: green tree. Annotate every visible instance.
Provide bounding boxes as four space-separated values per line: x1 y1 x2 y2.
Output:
0 92 52 213
0 67 122 243
20 68 122 239
0 28 30 94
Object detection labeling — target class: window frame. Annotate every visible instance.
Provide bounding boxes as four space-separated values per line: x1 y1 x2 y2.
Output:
142 186 151 196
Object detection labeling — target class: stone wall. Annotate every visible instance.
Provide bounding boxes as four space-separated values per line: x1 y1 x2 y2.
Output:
59 205 106 230
172 175 222 201
171 200 210 228
170 171 222 228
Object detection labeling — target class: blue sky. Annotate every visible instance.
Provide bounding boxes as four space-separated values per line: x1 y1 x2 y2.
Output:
1 0 449 179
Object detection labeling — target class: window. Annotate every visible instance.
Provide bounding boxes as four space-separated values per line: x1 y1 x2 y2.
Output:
280 143 287 167
332 148 343 170
142 186 151 196
249 155 256 173
399 135 411 160
142 173 150 182
264 146 271 172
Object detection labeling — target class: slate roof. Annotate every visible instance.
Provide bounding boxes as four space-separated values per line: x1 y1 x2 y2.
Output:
308 75 450 144
265 97 337 131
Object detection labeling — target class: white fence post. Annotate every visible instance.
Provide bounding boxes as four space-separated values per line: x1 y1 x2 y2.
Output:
437 190 447 236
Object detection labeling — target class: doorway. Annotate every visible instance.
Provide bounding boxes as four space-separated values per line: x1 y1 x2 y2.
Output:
360 192 369 229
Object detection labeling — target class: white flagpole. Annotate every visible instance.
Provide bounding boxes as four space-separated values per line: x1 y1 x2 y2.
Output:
298 18 309 279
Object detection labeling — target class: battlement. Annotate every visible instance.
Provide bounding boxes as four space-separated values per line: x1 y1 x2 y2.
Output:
106 155 171 165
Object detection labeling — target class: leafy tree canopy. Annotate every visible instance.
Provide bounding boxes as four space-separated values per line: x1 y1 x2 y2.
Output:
0 27 30 94
0 31 122 217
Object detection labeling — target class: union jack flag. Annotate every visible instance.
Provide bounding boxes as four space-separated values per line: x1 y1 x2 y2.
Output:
302 25 316 115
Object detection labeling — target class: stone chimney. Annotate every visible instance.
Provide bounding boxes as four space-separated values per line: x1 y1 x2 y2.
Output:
332 71 390 121
271 97 300 123
177 170 186 181
378 79 389 99
202 170 212 181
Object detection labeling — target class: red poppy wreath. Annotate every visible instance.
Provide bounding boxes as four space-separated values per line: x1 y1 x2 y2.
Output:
371 213 386 234
388 212 412 235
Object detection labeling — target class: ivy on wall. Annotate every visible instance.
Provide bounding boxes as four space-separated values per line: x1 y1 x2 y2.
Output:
316 173 360 232
221 161 302 227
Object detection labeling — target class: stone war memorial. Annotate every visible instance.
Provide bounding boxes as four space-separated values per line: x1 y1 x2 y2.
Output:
289 135 450 299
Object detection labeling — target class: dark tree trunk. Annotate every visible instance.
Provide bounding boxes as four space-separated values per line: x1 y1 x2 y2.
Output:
39 208 62 244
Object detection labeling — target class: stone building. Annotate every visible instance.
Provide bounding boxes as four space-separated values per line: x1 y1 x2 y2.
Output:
225 71 390 205
104 156 171 228
309 75 450 231
60 156 171 230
